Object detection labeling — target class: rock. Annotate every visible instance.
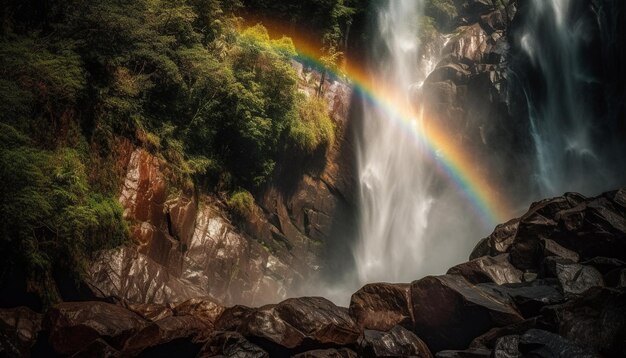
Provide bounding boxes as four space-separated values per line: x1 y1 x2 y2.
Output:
214 305 257 332
292 348 358 358
542 239 580 262
447 254 523 285
435 348 491 357
173 297 225 329
198 331 268 358
470 219 519 260
518 329 599 357
235 297 359 353
477 280 563 318
542 287 626 356
349 283 413 331
358 325 432 358
70 338 120 358
605 268 626 287
410 275 523 352
122 315 206 355
125 302 173 322
44 301 146 355
581 257 625 274
0 307 42 357
492 335 520 358
470 318 538 349
555 263 604 295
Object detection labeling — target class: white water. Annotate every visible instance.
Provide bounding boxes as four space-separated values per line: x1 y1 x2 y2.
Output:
520 0 607 196
355 0 436 284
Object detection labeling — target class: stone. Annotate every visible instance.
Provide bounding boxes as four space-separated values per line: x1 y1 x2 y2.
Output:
470 219 519 260
470 318 538 349
292 348 358 358
173 297 225 329
358 325 432 358
122 315 206 355
542 287 626 356
478 280 563 318
555 263 604 295
70 338 120 358
198 331 268 358
492 335 520 358
447 254 523 285
349 283 413 331
0 307 42 357
411 275 523 352
435 348 491 358
125 302 173 322
518 329 599 357
542 239 580 262
44 301 146 355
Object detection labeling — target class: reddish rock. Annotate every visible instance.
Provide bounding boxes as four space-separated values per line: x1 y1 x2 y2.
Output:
447 254 523 285
122 315 206 355
0 307 42 357
358 325 432 358
125 302 173 322
45 301 146 355
411 275 523 352
349 283 413 331
173 297 225 329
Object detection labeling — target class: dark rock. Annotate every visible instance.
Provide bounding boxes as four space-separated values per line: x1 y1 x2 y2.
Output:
470 318 538 349
44 301 146 355
581 257 625 274
605 268 626 287
122 315 206 355
292 348 357 358
214 305 257 332
542 287 626 356
410 275 523 352
237 297 359 351
554 263 604 295
470 219 519 260
478 280 564 318
447 254 523 285
125 302 173 322
198 331 268 358
69 338 120 358
542 239 580 262
0 306 42 357
518 329 599 357
435 348 491 357
173 297 225 330
492 335 520 358
349 283 413 331
358 325 432 358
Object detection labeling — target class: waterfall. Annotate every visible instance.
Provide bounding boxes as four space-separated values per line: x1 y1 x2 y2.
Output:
355 0 435 284
519 0 610 196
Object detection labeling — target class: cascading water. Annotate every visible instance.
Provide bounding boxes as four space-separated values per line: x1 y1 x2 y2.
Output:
355 0 437 284
519 0 614 196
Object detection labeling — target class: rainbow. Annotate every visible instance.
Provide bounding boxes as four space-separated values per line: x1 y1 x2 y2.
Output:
239 22 511 227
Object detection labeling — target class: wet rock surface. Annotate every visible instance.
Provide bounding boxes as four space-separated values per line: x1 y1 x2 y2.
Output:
3 190 626 357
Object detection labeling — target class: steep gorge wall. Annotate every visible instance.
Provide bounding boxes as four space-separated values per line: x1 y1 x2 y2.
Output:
87 66 355 306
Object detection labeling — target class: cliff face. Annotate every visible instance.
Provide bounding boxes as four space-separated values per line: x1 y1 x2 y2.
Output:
87 66 355 306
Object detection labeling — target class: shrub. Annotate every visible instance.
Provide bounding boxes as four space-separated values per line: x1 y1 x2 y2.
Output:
227 190 255 217
288 94 335 154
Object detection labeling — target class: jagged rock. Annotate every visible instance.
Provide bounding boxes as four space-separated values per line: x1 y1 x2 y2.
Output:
492 334 520 358
70 338 120 358
125 302 173 322
605 268 626 287
470 219 519 260
214 305 257 332
542 287 626 356
447 254 523 285
236 297 359 352
435 348 491 358
349 283 413 331
410 275 523 352
0 307 42 357
543 239 580 262
44 301 147 355
292 348 357 358
470 318 538 349
554 263 604 295
519 329 598 357
173 297 225 329
581 257 625 274
478 280 563 318
198 331 268 358
122 315 206 355
358 325 432 358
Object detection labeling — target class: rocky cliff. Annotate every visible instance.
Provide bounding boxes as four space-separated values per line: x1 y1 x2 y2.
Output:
3 189 624 357
86 65 356 307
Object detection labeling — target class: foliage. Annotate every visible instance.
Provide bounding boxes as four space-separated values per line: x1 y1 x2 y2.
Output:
227 190 255 217
288 95 335 154
425 0 458 31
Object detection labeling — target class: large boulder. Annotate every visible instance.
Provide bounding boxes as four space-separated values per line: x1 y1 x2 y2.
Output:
198 331 268 358
447 254 523 285
122 315 206 355
411 275 523 352
173 297 225 330
349 283 413 331
477 280 564 318
554 263 604 295
493 330 599 358
358 325 432 358
0 307 42 357
44 301 147 355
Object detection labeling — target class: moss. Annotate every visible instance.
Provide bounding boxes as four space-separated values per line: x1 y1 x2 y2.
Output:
288 94 335 154
425 0 458 31
227 190 255 217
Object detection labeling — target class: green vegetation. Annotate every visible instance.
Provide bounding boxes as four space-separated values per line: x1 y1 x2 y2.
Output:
289 95 336 154
227 190 255 217
0 0 358 304
425 0 458 31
